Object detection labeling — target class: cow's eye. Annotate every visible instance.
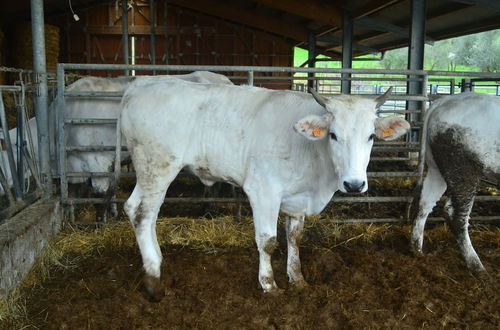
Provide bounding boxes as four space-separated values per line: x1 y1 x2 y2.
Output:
369 133 376 141
330 132 338 141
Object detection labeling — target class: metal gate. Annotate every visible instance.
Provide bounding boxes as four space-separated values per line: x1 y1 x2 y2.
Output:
55 63 500 224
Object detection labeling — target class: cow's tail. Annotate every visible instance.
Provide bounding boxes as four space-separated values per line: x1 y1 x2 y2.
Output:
113 115 122 193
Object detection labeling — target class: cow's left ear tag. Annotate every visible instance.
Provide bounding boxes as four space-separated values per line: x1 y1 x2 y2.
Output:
313 127 326 138
382 127 394 138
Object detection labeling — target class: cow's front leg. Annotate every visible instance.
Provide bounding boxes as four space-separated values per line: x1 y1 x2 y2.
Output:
245 182 282 293
286 215 307 288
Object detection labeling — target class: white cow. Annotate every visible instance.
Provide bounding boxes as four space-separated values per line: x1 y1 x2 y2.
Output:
117 79 410 300
62 71 232 221
410 92 500 272
0 117 38 196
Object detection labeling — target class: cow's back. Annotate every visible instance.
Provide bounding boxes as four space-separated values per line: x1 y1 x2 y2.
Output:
121 80 337 214
427 93 500 175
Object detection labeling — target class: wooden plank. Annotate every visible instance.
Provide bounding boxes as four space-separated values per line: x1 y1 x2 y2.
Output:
169 0 308 42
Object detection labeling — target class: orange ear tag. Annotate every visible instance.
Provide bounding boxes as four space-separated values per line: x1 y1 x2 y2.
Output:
313 127 325 137
382 127 394 138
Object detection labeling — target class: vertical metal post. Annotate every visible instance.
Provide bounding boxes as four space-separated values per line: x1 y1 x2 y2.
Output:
122 0 129 75
0 94 22 199
164 0 169 65
247 71 254 86
407 0 426 142
461 78 472 92
56 64 68 201
30 0 52 197
150 0 157 74
15 93 24 193
417 73 428 186
341 10 353 94
307 31 316 90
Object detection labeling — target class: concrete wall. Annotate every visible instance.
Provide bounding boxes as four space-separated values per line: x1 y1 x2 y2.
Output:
0 198 62 298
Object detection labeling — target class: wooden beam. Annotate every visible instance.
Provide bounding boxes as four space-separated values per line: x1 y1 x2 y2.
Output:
169 0 308 42
355 17 435 45
250 0 342 27
303 0 403 46
355 3 476 48
317 35 380 55
452 0 500 12
352 0 404 19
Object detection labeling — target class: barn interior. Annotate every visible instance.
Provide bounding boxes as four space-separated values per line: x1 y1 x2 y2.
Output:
0 1 499 328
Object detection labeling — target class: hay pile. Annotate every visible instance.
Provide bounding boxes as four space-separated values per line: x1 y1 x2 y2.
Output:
0 216 498 326
12 22 60 71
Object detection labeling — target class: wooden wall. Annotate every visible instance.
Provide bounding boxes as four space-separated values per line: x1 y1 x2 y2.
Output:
56 1 294 88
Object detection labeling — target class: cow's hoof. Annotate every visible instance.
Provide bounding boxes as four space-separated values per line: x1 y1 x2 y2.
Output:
263 287 284 296
290 279 309 290
467 260 486 274
143 274 165 302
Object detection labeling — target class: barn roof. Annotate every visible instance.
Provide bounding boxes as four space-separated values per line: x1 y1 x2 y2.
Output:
3 0 500 59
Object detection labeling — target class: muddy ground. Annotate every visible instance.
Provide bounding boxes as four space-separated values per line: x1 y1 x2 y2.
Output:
4 222 499 330
2 156 499 329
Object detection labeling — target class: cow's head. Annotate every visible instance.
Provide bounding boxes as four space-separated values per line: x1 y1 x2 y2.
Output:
294 87 410 193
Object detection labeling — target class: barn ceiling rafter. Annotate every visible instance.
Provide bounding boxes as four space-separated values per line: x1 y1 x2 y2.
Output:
1 0 499 63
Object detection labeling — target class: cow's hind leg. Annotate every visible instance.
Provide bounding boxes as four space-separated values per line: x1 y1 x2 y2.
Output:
244 181 282 293
285 215 307 288
125 164 181 301
444 178 485 272
410 162 447 255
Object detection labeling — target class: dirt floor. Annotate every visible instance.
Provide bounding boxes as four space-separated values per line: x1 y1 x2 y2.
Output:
2 157 499 329
2 221 499 330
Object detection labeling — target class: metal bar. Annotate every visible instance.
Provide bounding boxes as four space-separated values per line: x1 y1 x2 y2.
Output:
54 193 500 205
341 10 353 94
57 64 68 200
316 215 500 224
407 0 426 144
65 146 128 152
307 31 316 90
65 91 123 98
122 0 129 75
31 0 51 197
57 63 500 78
372 147 420 152
417 74 429 185
247 71 254 86
0 86 22 92
65 118 118 124
0 93 22 199
66 171 136 178
370 157 411 161
15 94 24 193
367 172 419 178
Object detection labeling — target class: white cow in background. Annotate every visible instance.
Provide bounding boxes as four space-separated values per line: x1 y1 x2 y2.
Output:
410 92 500 272
62 71 233 221
117 79 410 300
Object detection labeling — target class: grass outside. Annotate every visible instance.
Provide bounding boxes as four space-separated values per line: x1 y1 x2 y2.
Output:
293 48 498 94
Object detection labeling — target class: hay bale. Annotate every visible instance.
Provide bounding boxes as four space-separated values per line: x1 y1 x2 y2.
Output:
12 22 60 71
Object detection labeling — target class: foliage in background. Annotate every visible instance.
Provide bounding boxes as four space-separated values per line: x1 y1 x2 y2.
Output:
295 29 500 72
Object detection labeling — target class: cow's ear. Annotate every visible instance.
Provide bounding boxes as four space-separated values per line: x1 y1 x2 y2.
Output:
375 116 410 141
294 114 331 141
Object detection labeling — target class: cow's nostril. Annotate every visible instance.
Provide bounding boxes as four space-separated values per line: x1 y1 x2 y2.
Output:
344 180 365 193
